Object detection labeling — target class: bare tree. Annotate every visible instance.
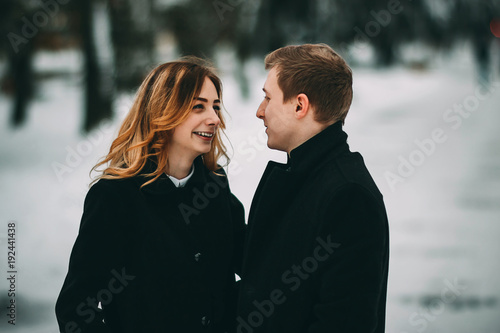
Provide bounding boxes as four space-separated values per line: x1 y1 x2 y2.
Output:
1 0 35 127
78 0 113 132
109 0 155 91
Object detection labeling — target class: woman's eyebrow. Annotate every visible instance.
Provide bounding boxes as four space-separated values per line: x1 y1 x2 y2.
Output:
194 97 221 103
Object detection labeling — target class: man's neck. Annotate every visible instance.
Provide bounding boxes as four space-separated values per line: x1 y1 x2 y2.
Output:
287 121 332 156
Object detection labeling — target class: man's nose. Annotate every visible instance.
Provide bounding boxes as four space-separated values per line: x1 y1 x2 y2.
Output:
256 101 265 119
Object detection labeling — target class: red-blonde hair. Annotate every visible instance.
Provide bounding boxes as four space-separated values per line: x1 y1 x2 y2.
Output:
91 57 228 187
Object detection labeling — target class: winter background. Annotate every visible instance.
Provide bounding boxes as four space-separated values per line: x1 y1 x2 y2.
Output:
1 0 500 332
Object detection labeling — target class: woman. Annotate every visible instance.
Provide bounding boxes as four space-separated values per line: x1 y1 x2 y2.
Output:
56 58 245 333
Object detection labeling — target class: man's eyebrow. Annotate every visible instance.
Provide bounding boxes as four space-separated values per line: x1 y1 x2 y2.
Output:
262 88 269 95
194 97 220 103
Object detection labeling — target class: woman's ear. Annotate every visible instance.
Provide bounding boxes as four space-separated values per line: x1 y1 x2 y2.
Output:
295 93 310 120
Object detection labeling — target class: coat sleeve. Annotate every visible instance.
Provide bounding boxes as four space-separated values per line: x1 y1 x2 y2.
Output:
215 169 246 333
216 166 246 276
307 183 389 333
229 191 246 277
55 181 127 333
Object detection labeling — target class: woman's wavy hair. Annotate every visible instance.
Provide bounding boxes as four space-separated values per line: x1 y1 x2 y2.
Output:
91 57 229 187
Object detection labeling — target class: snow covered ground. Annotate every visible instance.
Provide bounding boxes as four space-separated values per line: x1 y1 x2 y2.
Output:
1 42 500 332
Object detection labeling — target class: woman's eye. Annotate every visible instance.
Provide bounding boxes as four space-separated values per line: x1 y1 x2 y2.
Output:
193 104 204 110
213 105 221 111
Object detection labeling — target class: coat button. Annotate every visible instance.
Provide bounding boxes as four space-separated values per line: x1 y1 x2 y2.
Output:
201 316 211 326
194 252 201 262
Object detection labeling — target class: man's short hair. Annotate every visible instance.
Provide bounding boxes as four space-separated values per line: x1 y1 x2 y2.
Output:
265 43 353 124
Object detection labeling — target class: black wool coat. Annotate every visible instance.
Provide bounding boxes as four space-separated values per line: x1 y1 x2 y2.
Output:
56 156 245 333
237 122 390 333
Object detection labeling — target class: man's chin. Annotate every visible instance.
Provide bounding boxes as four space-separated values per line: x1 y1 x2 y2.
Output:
266 141 286 152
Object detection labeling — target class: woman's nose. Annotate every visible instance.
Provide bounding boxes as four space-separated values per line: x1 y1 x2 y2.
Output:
207 108 221 126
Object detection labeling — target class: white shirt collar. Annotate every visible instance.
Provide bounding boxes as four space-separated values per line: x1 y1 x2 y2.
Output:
166 164 195 188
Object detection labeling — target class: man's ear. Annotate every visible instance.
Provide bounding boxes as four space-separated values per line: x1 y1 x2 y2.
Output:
295 93 310 120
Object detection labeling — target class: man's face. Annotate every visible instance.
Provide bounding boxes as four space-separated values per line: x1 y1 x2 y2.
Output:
256 67 296 152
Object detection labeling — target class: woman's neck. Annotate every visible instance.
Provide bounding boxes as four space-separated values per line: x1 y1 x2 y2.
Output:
164 155 195 179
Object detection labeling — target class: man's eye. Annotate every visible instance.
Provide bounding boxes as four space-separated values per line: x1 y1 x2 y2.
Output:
264 96 270 101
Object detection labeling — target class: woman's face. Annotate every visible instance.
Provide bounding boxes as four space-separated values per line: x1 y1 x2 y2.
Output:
169 77 221 161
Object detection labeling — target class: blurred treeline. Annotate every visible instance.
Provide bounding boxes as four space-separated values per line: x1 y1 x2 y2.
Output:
0 0 498 132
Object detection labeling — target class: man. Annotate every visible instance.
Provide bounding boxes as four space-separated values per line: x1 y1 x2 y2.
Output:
237 44 389 333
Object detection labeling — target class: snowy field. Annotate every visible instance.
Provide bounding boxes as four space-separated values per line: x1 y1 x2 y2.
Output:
1 42 500 332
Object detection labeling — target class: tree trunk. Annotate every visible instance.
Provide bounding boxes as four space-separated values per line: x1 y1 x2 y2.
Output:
80 0 113 133
109 0 154 91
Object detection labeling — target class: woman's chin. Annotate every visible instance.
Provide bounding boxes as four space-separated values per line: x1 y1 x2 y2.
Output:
194 146 212 156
